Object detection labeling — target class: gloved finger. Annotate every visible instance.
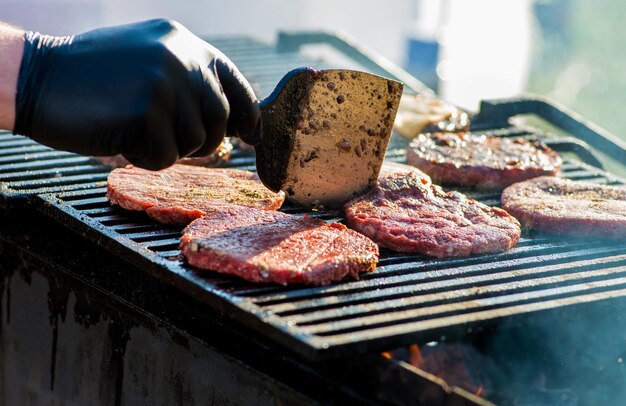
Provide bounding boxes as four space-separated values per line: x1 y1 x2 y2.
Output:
122 127 179 170
215 57 262 146
174 89 207 158
192 64 230 157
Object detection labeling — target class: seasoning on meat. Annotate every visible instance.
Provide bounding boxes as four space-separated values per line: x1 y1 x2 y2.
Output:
181 206 379 285
344 170 521 258
501 176 626 237
107 165 285 225
406 132 562 189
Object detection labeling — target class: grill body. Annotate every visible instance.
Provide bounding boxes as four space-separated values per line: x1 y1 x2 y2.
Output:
0 33 625 362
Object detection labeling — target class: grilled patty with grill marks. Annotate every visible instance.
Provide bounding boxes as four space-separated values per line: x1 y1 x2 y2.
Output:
406 132 561 189
181 206 379 285
501 176 626 237
344 170 521 257
107 165 285 225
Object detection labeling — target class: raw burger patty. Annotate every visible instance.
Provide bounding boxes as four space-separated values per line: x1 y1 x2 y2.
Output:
181 206 379 285
344 171 521 257
501 176 626 237
406 132 561 189
380 161 432 183
107 165 285 225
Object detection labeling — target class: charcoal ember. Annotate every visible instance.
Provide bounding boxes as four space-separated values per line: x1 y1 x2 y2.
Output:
418 343 498 398
387 343 499 398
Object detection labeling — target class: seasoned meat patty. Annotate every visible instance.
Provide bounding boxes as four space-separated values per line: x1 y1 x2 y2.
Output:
406 132 561 189
501 176 626 237
95 138 233 168
181 206 379 285
107 165 285 224
344 171 521 257
380 161 432 182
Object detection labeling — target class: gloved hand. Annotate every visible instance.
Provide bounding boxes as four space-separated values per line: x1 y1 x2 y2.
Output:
14 19 260 170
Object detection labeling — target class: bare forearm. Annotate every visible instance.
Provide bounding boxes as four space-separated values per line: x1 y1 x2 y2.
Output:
0 23 24 131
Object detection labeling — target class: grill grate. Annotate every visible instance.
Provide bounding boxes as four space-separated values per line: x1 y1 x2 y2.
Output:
3 35 626 359
0 134 110 206
33 134 626 358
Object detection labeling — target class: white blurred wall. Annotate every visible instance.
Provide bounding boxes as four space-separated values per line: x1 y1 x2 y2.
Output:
436 0 532 110
0 0 533 109
0 0 414 66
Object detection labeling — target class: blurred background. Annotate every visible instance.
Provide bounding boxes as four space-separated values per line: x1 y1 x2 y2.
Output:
1 0 624 139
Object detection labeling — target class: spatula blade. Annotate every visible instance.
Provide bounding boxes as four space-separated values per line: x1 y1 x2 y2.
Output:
256 68 403 209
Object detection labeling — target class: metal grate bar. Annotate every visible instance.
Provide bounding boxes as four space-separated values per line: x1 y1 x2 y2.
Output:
98 214 136 225
139 237 182 250
0 165 108 182
300 272 626 336
7 173 109 190
125 230 182 243
313 282 626 348
561 161 586 171
0 155 94 172
254 245 624 313
15 182 108 196
287 253 626 327
157 250 184 258
68 196 110 208
0 149 76 164
55 187 109 200
111 223 169 234
82 207 117 216
0 133 18 141
0 144 52 158
0 138 39 149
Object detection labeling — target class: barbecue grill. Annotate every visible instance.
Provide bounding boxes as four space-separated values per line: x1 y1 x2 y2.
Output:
2 31 626 404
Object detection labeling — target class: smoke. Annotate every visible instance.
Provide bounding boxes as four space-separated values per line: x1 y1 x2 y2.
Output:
482 298 626 404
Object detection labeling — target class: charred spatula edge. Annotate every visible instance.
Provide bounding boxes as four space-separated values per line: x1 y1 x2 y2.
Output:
255 67 403 209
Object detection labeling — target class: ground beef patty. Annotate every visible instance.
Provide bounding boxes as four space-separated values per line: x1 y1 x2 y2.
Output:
501 176 626 237
344 171 521 257
107 165 285 225
181 206 379 285
380 161 432 182
406 132 561 189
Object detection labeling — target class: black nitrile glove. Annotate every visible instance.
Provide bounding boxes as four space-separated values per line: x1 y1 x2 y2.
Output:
14 19 260 170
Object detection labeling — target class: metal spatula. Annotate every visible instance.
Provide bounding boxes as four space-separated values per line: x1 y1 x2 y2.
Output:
255 68 403 209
